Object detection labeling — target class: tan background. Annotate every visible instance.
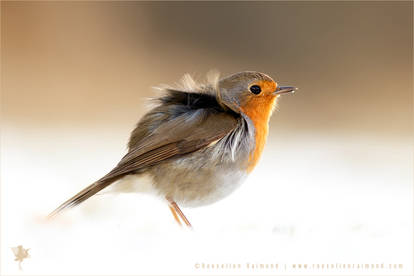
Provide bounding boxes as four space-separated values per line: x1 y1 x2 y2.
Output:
2 1 412 137
1 2 412 275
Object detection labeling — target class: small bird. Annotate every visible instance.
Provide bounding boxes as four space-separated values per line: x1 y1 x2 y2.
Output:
48 71 296 227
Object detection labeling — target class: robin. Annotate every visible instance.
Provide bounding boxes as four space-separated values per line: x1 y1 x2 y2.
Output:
48 71 296 227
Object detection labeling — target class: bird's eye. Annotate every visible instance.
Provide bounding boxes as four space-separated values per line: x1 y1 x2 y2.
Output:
249 85 262 95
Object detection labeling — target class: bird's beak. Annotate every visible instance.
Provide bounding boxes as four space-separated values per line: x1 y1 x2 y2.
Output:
274 86 297 95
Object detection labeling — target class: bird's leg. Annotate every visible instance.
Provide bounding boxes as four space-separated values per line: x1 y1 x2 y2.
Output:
168 205 182 226
171 202 192 228
166 197 192 228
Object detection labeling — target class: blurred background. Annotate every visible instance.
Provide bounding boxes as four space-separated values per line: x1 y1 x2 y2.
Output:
1 1 412 275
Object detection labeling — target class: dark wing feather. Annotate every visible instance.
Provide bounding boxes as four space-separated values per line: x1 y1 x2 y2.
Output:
48 111 238 218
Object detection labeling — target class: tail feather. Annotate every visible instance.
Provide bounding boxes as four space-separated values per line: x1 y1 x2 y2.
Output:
47 174 123 219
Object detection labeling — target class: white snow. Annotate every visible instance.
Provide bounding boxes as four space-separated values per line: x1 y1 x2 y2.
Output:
1 127 412 275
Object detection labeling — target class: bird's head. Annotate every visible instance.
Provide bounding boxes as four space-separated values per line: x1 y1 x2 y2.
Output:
217 71 296 121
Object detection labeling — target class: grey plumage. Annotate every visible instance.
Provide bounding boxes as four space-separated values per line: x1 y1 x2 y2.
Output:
48 72 265 217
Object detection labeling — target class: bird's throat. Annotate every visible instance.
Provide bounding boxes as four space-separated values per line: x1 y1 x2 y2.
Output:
240 96 277 172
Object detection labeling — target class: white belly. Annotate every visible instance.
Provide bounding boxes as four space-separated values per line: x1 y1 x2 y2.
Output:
104 174 158 195
102 169 247 208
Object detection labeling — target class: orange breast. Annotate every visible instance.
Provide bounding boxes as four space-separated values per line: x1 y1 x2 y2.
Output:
240 94 276 173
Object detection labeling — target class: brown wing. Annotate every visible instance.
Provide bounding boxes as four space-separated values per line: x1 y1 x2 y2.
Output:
48 111 238 218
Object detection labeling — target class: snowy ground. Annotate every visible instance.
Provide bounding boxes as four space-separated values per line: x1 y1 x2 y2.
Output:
1 128 412 275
